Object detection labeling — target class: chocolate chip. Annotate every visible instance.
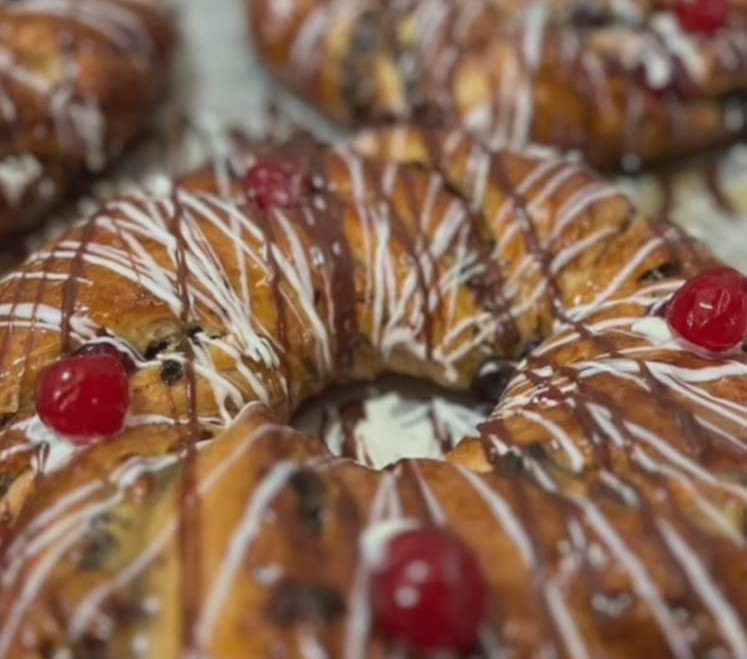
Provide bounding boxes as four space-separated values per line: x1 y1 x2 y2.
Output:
343 11 384 119
267 580 345 627
0 475 11 497
78 516 117 572
0 413 13 431
187 325 204 341
351 10 383 55
144 339 171 359
42 634 110 659
520 338 544 358
75 638 109 659
289 469 326 536
109 597 149 626
639 262 680 283
38 641 57 659
159 360 184 386
472 362 512 402
528 442 550 461
568 3 615 28
497 452 527 476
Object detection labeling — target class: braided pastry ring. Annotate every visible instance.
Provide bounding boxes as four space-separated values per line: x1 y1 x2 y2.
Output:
250 0 747 170
0 127 743 657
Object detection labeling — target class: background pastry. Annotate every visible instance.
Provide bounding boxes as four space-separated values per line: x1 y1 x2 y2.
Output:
249 0 747 170
0 0 175 240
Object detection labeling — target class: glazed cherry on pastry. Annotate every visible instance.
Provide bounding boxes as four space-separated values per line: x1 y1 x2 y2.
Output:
243 162 302 210
73 342 137 374
675 0 728 35
371 527 489 653
665 267 747 353
36 353 130 444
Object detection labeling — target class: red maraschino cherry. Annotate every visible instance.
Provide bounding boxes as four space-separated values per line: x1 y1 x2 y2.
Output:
73 341 137 374
371 527 489 654
675 0 728 35
665 267 747 353
243 162 302 210
36 353 130 444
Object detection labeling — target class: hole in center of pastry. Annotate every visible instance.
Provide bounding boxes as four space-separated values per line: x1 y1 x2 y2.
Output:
292 375 490 470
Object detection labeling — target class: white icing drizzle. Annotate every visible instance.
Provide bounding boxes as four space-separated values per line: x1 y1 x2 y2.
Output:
0 155 42 206
657 520 747 658
21 414 77 473
195 460 300 648
631 316 675 345
573 497 693 659
458 466 536 566
359 518 420 568
343 472 403 659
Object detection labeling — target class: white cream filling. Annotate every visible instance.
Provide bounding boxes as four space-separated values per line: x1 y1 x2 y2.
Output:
631 317 675 345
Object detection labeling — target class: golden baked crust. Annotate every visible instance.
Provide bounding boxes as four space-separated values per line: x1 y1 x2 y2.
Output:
249 0 747 170
0 0 175 238
0 127 743 657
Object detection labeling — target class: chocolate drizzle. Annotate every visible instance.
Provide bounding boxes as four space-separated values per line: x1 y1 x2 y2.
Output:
288 468 327 536
169 192 203 656
237 138 362 391
245 182 293 386
300 145 359 375
337 398 367 462
59 216 100 354
376 176 439 359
